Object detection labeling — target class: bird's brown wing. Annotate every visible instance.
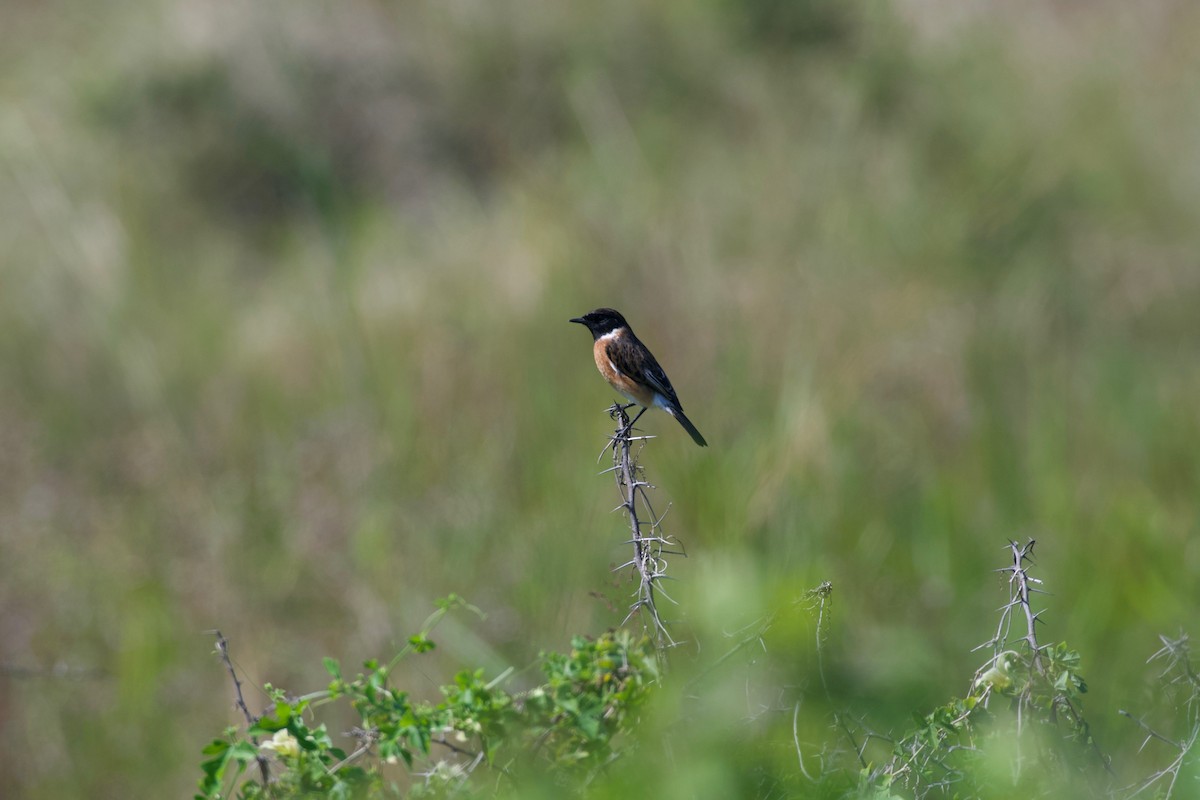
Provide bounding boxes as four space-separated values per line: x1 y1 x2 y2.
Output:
605 335 683 410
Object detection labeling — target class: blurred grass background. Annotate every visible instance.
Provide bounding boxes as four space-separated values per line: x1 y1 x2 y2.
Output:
2 0 1199 796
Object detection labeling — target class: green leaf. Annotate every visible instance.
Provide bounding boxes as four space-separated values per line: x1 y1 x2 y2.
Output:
232 741 261 762
576 712 601 739
201 739 230 757
409 633 436 654
379 739 401 763
199 753 228 782
250 702 292 735
323 657 341 679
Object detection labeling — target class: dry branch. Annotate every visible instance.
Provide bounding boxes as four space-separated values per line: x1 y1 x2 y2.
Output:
604 403 683 658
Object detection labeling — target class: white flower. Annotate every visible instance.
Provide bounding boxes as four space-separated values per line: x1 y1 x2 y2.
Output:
260 729 300 758
975 652 1017 691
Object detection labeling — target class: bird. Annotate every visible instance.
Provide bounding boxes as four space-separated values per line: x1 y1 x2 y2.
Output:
570 307 707 447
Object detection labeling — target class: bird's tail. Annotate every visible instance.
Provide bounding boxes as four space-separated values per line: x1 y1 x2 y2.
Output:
667 407 708 447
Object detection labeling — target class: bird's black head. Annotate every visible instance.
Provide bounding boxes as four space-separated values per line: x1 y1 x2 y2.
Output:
570 308 629 339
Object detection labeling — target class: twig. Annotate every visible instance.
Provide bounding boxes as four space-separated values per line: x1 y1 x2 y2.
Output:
213 631 255 726
1119 710 1181 751
805 582 833 699
433 735 480 759
210 630 270 787
1118 633 1200 799
793 700 816 782
1009 540 1045 677
327 741 374 775
605 403 680 659
684 612 777 692
803 582 870 773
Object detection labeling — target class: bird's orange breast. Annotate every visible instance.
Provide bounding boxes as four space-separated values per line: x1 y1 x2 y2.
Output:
593 336 655 407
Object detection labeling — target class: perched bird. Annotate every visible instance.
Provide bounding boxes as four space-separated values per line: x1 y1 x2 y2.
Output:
570 307 707 447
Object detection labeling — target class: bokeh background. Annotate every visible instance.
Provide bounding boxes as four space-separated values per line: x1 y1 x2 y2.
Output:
2 0 1199 796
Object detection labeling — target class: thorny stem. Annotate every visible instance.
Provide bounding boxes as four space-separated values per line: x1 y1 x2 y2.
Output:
1009 540 1045 676
973 541 1046 715
978 541 1110 778
606 403 679 659
1118 634 1200 799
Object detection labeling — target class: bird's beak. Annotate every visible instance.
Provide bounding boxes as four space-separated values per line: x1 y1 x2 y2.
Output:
569 317 585 325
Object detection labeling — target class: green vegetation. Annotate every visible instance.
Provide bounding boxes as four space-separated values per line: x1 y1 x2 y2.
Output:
2 1 1199 797
200 598 658 799
190 467 1198 798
